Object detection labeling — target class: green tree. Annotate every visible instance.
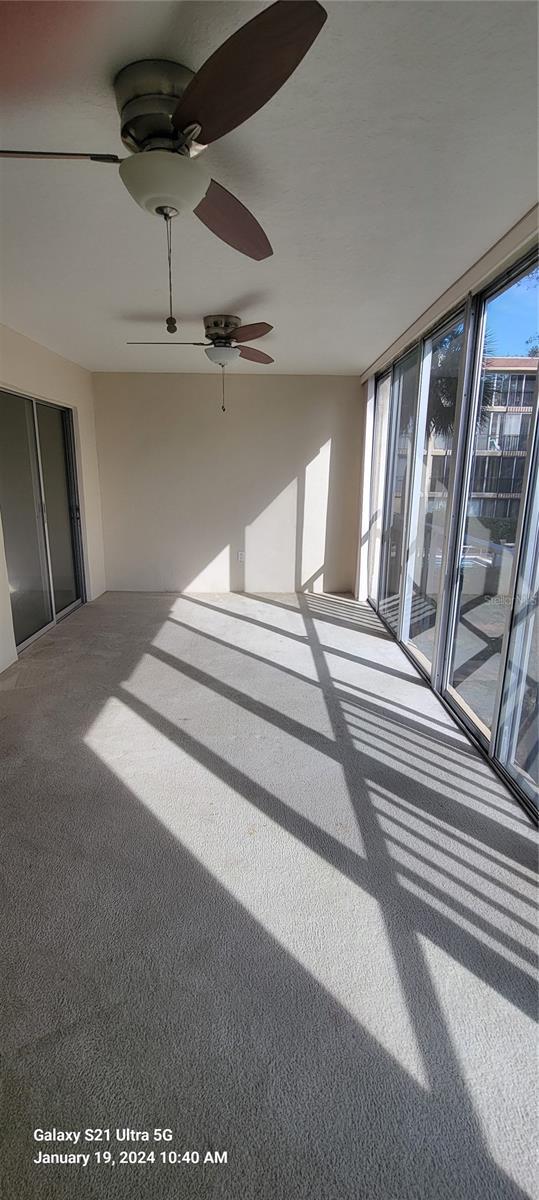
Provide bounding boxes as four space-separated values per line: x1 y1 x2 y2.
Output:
427 326 495 437
427 325 462 437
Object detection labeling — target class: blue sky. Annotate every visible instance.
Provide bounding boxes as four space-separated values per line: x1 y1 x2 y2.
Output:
486 271 538 356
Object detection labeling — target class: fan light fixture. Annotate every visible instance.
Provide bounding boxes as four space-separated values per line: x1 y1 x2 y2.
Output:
128 314 275 365
2 2 327 257
204 345 241 366
119 150 210 216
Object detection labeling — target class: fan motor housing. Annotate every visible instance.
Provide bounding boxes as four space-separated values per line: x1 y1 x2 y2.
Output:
204 315 242 343
113 59 195 153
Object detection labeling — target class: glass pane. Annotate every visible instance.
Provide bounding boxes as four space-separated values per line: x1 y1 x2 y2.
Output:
367 373 391 603
447 263 538 734
36 404 79 614
403 318 464 668
0 391 53 644
379 348 420 631
496 431 538 810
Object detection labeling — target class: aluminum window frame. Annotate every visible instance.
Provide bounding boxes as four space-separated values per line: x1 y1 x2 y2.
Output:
400 306 469 679
366 247 538 819
378 346 420 636
489 369 539 750
494 425 539 808
1 388 86 652
366 369 393 606
441 254 539 746
377 367 399 615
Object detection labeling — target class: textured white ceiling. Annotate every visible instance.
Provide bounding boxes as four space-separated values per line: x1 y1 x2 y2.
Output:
0 1 537 374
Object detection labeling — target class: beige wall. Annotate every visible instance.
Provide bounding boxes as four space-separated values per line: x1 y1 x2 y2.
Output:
93 373 362 594
0 324 105 671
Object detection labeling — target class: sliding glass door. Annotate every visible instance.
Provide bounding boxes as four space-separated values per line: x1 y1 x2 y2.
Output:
0 392 54 645
0 391 84 648
36 403 81 616
445 264 538 738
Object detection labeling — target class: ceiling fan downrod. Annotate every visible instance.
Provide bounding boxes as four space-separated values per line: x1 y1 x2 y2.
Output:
157 206 178 333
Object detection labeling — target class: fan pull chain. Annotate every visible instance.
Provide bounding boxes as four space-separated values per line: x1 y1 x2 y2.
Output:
221 366 226 413
164 214 177 334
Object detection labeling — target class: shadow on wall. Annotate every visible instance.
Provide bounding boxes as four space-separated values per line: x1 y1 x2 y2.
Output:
92 374 362 593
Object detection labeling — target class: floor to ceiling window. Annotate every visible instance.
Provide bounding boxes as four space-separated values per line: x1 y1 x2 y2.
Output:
367 372 391 604
367 251 538 817
378 349 419 631
445 264 538 736
401 315 465 672
496 430 539 806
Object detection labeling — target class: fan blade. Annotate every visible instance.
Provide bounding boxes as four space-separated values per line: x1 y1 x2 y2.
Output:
233 322 273 344
239 346 274 365
194 180 272 260
172 0 327 144
127 342 208 346
0 151 121 162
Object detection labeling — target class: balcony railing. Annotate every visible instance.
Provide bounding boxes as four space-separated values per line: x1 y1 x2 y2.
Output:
475 435 529 453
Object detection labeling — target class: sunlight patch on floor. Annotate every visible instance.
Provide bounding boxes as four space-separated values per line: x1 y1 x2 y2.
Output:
154 612 321 685
372 787 537 860
84 695 429 1090
386 838 535 946
120 648 366 852
400 876 536 979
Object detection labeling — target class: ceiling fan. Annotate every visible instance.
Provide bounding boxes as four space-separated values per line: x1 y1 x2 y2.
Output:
128 314 274 412
128 314 275 366
0 1 327 263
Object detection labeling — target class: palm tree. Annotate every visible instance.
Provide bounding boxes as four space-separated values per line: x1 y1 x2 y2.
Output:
427 326 497 438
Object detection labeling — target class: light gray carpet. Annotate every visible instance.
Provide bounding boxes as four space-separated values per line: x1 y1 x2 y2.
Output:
0 592 537 1200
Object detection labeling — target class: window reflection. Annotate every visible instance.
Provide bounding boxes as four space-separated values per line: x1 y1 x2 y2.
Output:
497 435 538 810
379 350 419 631
369 256 538 811
368 374 391 603
404 318 464 668
447 267 538 733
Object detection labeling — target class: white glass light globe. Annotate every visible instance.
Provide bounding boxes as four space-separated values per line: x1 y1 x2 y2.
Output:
119 150 210 216
204 345 241 366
